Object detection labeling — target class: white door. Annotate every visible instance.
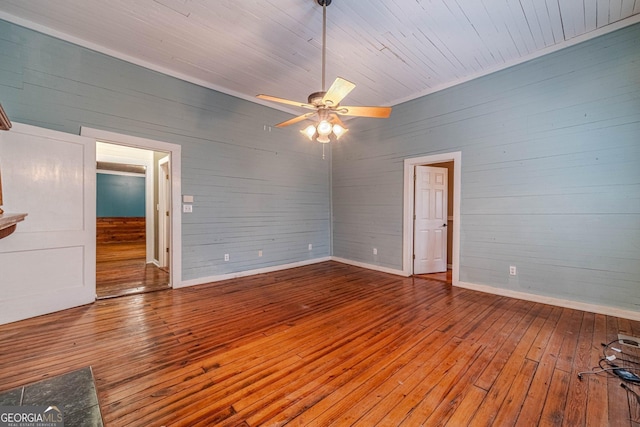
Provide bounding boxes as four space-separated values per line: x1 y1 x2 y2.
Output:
414 165 448 274
0 123 96 325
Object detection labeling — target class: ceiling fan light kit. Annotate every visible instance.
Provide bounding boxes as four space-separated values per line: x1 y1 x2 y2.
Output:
256 0 391 148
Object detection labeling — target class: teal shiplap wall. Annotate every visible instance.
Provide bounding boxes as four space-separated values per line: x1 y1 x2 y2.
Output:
1 16 638 313
0 19 331 281
96 173 145 217
332 23 640 312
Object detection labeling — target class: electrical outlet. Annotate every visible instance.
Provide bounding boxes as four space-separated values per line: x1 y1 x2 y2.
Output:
183 204 193 213
373 248 377 255
509 266 517 276
258 250 262 257
308 244 312 250
224 254 229 261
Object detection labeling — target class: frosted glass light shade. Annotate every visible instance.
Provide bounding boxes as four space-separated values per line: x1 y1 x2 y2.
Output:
317 120 332 136
332 124 348 139
301 125 316 140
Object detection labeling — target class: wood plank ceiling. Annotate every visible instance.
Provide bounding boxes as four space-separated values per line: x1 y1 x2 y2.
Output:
0 0 638 113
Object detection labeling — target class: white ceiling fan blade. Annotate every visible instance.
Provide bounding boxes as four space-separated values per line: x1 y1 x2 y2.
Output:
322 77 356 107
336 105 392 118
275 111 317 128
257 94 316 110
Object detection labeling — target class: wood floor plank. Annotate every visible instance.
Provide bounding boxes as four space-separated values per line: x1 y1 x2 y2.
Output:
562 312 595 426
585 313 609 427
394 342 484 426
0 261 637 426
539 368 571 426
556 309 586 373
446 385 488 426
515 308 575 426
351 298 522 426
227 323 432 424
606 316 634 427
353 339 476 426
527 306 564 362
470 303 548 426
490 358 538 427
283 330 448 426
473 301 535 391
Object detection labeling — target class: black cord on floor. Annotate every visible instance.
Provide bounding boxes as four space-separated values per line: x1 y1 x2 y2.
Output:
621 383 640 405
577 340 640 382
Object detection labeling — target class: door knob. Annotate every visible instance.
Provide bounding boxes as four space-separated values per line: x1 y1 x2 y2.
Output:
442 223 447 227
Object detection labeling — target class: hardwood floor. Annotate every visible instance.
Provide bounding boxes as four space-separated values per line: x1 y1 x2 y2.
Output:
0 261 638 426
96 241 170 299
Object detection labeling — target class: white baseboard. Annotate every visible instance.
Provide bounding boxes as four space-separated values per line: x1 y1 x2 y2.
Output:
176 257 332 288
330 257 408 277
456 281 640 322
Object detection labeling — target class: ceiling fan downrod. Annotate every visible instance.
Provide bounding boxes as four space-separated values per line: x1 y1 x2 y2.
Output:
316 0 332 92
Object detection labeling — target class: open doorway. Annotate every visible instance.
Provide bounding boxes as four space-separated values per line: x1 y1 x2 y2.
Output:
95 142 170 298
403 152 461 285
81 126 183 297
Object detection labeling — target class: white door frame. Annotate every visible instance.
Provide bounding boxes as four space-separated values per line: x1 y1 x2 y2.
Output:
403 152 461 284
81 127 182 287
158 156 170 268
414 165 449 274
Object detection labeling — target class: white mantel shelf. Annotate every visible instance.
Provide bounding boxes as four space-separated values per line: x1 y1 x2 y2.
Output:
0 213 27 239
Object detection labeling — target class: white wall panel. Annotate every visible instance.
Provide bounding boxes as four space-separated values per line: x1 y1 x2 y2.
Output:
0 123 96 325
0 247 84 297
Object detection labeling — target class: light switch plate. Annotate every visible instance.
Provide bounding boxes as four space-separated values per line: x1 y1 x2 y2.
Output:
183 195 194 203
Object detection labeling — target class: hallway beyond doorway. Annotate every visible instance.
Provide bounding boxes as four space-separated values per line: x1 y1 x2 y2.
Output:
96 241 170 299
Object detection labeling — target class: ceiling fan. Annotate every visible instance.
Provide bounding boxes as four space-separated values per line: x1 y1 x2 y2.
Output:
256 0 392 144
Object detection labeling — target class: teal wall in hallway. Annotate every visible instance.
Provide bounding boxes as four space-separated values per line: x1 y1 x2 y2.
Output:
97 173 145 218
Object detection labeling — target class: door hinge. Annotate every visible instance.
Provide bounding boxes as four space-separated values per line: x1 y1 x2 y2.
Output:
166 247 169 253
413 254 415 260
166 211 169 217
